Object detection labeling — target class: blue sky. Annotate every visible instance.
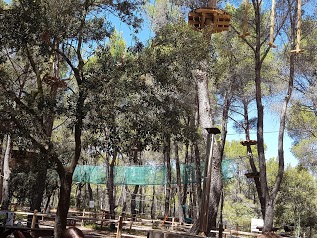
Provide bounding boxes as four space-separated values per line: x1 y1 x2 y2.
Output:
226 114 297 167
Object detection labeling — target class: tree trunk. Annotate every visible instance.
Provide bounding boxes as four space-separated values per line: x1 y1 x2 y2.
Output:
242 101 265 218
193 64 213 131
28 155 48 227
151 185 156 219
251 0 271 231
182 142 189 206
29 42 60 220
262 0 296 230
44 195 51 214
87 183 93 203
207 145 222 233
191 62 220 235
139 187 143 215
107 154 116 219
164 134 172 217
131 185 139 220
122 185 127 216
54 169 73 238
251 0 292 232
194 143 202 204
2 134 12 210
30 157 48 212
0 135 8 206
75 183 83 209
174 141 185 223
54 87 85 238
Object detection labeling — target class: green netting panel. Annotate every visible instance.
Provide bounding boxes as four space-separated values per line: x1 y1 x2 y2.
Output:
72 159 237 185
114 165 167 185
73 165 107 184
222 159 237 180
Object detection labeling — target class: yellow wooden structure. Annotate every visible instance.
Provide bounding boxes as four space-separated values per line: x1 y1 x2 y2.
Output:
291 0 304 53
188 8 230 33
239 0 250 38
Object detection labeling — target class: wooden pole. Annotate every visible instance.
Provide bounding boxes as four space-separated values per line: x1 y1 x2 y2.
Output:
198 128 221 235
269 0 276 47
116 216 123 238
198 132 213 235
208 0 216 8
31 210 38 229
291 0 304 53
240 0 250 38
30 209 38 237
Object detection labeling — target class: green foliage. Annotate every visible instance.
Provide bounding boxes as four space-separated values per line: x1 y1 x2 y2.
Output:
224 140 250 159
108 30 127 61
223 199 257 228
275 166 317 230
287 102 317 171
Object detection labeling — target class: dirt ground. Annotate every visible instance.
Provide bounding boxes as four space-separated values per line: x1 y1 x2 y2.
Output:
72 225 148 238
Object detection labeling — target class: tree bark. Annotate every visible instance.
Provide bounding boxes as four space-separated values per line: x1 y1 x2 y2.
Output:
75 183 83 209
122 185 127 216
54 87 86 238
193 63 213 131
182 142 189 206
251 0 291 231
242 101 265 218
253 2 269 227
174 141 185 223
207 144 222 233
151 185 156 219
87 183 93 203
262 0 295 231
28 155 48 227
55 168 73 237
191 61 224 235
0 135 7 205
194 142 202 206
131 185 139 220
164 134 172 217
107 153 116 219
1 134 12 210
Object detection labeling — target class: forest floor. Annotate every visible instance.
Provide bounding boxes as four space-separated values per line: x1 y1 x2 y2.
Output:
81 224 148 238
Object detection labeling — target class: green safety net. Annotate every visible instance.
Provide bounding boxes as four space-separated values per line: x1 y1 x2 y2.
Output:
73 159 237 185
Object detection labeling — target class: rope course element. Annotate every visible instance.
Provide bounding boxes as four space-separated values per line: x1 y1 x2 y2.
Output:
73 160 237 185
268 0 276 47
239 0 250 38
188 0 230 34
291 0 304 53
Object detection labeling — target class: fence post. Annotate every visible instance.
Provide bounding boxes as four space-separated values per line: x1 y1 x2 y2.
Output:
30 209 38 237
116 216 123 238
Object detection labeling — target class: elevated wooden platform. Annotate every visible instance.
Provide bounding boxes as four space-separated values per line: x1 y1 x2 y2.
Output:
188 8 230 33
